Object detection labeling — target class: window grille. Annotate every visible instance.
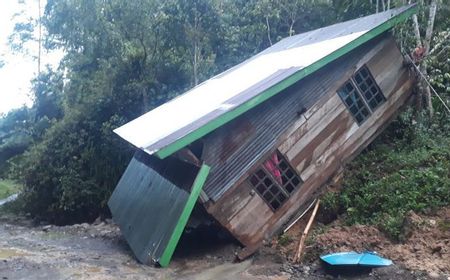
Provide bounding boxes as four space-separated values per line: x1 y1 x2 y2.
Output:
353 66 385 111
337 66 385 124
338 81 371 124
248 151 302 211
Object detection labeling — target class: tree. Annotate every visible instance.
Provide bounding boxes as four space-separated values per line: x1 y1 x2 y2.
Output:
163 0 221 86
38 0 42 75
410 1 437 116
0 108 33 175
8 0 43 74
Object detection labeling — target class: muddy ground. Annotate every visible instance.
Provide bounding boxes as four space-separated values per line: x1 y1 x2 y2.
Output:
0 209 448 280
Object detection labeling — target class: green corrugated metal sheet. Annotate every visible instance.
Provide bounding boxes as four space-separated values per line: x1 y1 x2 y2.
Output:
108 151 210 266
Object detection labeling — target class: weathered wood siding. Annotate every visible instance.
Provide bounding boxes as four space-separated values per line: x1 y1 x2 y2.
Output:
201 34 393 202
206 34 415 251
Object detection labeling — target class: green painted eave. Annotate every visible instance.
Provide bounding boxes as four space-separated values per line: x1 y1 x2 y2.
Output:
155 5 417 159
158 164 211 267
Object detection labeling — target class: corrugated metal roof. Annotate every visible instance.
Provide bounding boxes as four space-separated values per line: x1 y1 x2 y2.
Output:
108 151 202 265
114 5 416 158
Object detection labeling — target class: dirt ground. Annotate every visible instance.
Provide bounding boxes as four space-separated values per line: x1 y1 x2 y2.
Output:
0 209 449 280
312 208 450 277
0 214 287 280
275 207 450 280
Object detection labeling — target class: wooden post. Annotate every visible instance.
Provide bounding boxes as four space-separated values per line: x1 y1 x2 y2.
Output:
293 199 320 263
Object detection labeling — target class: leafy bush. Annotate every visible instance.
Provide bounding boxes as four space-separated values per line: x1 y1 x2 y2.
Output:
319 191 342 223
17 111 133 225
322 111 450 240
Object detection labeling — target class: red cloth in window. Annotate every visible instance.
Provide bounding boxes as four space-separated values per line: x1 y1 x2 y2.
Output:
264 153 282 184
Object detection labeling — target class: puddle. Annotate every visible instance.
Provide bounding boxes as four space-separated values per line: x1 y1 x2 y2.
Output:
86 267 102 273
41 231 66 240
187 260 253 280
0 248 29 259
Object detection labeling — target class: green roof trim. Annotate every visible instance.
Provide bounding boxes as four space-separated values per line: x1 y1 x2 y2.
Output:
158 164 211 267
155 5 417 159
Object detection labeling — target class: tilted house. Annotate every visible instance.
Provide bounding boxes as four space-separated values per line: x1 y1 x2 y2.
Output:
108 5 417 267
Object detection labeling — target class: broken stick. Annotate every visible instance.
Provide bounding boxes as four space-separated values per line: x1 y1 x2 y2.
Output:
293 199 320 263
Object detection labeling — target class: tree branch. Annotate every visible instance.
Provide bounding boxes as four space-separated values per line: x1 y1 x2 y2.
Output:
412 14 422 47
265 16 273 46
429 32 450 55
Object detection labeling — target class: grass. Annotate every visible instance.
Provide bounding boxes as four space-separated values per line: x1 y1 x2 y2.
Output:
0 179 21 200
320 111 450 240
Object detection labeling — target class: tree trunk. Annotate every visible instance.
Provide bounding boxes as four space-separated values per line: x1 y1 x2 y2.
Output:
411 14 423 111
422 0 437 117
411 1 437 117
193 6 200 86
289 20 295 37
38 0 42 76
193 41 199 86
423 1 437 54
420 63 434 117
412 14 422 47
265 16 273 45
142 88 150 113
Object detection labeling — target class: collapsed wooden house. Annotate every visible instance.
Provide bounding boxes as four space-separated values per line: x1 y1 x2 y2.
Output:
108 5 417 267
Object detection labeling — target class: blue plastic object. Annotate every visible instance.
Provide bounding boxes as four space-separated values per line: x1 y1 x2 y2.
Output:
320 251 393 267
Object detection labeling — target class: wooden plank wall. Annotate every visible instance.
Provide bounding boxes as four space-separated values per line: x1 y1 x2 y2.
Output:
206 35 415 253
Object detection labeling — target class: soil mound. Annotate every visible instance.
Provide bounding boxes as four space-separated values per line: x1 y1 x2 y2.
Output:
313 207 450 276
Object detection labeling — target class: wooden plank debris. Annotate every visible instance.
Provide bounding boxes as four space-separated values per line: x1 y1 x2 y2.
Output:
293 199 320 263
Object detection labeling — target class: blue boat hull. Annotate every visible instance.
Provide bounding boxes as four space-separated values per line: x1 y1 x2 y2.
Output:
320 251 393 267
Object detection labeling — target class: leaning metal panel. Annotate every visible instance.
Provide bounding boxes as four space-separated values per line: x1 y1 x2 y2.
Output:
108 151 196 265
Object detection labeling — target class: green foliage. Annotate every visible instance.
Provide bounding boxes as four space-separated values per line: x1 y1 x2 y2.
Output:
17 109 134 224
319 191 341 223
428 30 450 113
0 180 21 200
0 68 64 177
278 233 293 246
398 1 450 115
322 111 450 240
0 108 33 176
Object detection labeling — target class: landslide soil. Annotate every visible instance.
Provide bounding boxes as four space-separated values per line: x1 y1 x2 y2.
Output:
275 207 450 279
